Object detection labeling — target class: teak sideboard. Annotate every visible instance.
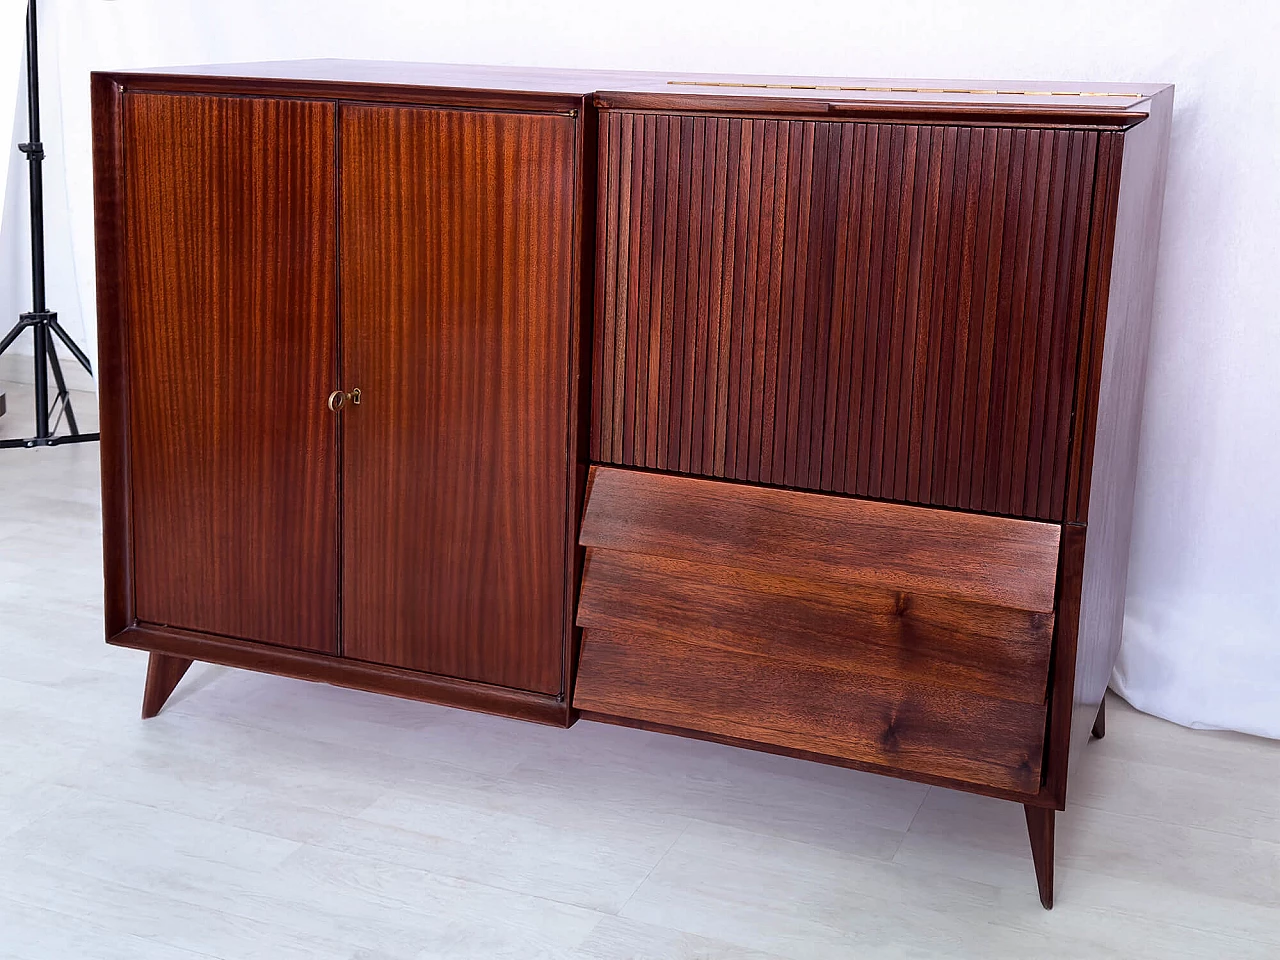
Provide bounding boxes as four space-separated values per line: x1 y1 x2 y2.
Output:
91 60 1173 909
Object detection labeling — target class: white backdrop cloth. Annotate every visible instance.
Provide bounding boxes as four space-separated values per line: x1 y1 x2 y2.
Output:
1 0 1277 738
0 1 24 218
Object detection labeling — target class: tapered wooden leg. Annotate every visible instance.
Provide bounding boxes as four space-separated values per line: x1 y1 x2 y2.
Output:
1091 697 1106 739
1024 805 1055 909
141 652 193 719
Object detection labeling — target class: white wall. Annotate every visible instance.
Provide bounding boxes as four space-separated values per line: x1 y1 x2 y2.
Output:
3 0 1277 736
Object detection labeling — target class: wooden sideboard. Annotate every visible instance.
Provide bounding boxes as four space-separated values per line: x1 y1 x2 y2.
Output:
91 60 1172 909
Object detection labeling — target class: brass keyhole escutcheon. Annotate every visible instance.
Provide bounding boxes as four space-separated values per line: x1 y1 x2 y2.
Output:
327 388 362 411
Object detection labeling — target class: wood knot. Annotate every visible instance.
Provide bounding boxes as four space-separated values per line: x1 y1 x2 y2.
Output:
879 716 901 750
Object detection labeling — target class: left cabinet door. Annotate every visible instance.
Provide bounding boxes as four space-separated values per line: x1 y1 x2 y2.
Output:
122 93 339 653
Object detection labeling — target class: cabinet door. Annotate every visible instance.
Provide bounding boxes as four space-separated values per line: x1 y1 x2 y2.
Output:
591 112 1102 522
122 93 339 653
339 104 577 695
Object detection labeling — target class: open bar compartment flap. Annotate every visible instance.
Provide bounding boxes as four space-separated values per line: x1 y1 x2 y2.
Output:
573 466 1061 794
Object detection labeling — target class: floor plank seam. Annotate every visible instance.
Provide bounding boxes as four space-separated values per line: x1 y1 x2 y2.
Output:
614 819 691 916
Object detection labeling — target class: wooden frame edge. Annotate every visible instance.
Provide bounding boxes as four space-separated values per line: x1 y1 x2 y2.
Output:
578 709 1057 808
561 97 596 719
92 73 133 639
111 624 572 727
592 92 1149 129
1065 132 1126 522
92 71 583 116
1039 521 1088 809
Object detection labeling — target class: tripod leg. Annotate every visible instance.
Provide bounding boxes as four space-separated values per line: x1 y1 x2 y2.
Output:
49 318 93 375
0 317 28 356
45 335 78 435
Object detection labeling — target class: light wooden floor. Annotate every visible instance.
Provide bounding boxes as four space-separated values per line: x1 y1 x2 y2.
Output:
1 380 1278 959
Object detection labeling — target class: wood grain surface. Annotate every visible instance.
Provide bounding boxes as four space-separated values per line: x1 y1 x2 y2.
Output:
111 623 571 726
1025 804 1057 908
139 651 193 719
338 103 577 695
122 93 339 653
103 60 1167 115
91 74 132 639
89 64 1176 913
1041 522 1087 810
1072 86 1175 767
590 112 1102 522
577 548 1055 703
575 629 1047 793
578 467 1061 612
573 467 1057 792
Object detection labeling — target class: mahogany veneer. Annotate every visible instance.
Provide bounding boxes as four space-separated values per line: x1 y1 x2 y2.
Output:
92 60 1173 910
337 103 577 693
122 93 340 653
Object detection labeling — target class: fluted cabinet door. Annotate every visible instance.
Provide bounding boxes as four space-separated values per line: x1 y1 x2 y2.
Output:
122 93 339 653
591 111 1109 522
338 104 577 695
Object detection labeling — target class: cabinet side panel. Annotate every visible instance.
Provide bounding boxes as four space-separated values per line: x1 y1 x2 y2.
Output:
1070 89 1174 769
122 93 339 653
339 104 577 696
92 75 131 638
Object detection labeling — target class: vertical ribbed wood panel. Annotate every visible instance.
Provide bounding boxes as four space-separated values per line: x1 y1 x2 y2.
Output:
591 111 1103 521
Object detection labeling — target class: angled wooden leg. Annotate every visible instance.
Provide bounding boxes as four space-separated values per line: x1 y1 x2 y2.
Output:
1024 805 1055 909
1091 697 1106 740
141 652 193 719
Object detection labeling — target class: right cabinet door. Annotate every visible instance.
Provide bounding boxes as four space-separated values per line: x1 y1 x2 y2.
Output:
338 104 577 695
591 113 1107 521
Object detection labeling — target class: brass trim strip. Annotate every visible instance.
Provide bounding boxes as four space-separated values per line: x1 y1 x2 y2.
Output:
665 80 1144 98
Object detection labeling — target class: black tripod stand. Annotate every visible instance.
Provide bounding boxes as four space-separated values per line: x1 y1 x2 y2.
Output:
0 0 98 449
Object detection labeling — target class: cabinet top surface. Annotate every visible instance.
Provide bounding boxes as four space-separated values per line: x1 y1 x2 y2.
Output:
101 59 1170 114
